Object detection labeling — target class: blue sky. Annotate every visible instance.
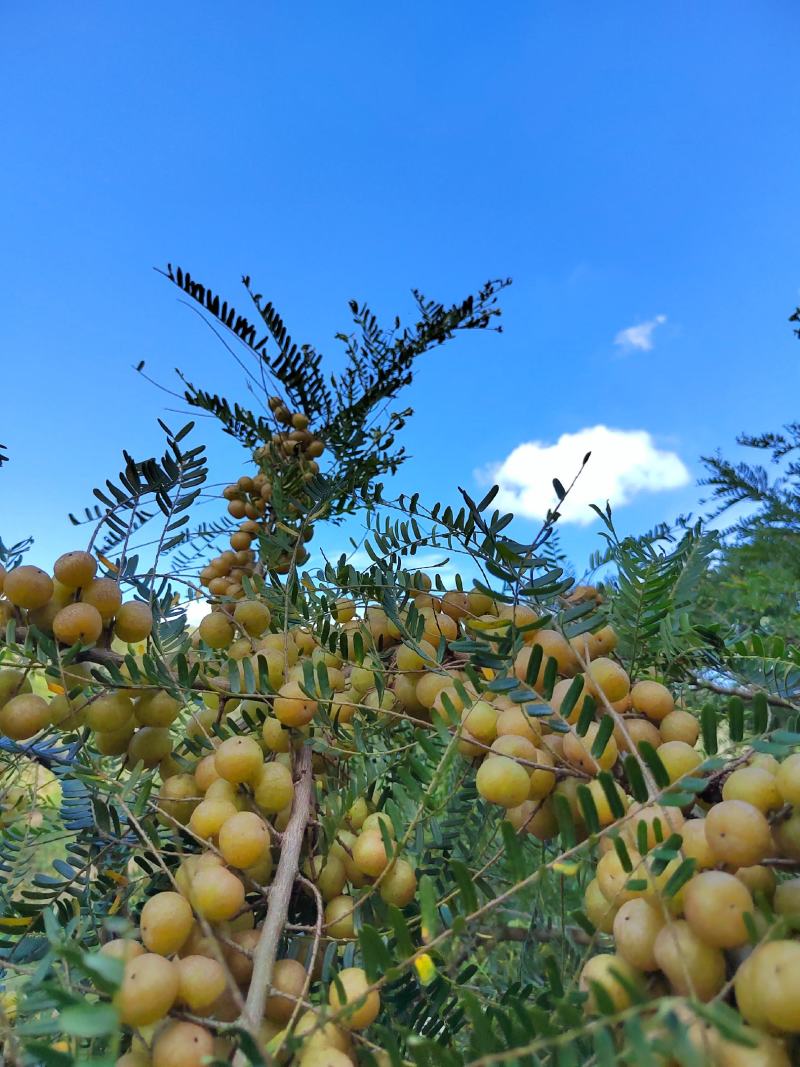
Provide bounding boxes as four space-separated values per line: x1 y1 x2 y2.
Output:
1 2 799 579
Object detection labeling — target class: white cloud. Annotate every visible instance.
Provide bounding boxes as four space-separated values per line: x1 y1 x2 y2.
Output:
614 314 667 352
479 425 690 526
185 599 211 629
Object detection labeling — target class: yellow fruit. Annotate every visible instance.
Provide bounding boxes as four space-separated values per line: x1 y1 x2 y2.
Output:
80 578 122 622
4 565 54 610
134 690 181 728
585 658 630 704
274 680 318 727
199 612 235 649
659 709 699 746
774 877 800 916
86 691 134 732
736 940 800 1033
328 967 380 1030
140 891 194 955
723 766 782 813
476 755 531 808
52 602 104 645
254 761 294 813
579 953 641 1013
126 727 172 768
99 939 144 964
152 1021 214 1067
190 866 245 922
214 735 264 784
379 859 417 907
683 871 754 948
776 753 800 806
657 740 702 783
352 829 391 877
219 810 270 869
233 599 271 637
613 899 665 971
114 601 154 643
678 818 716 869
265 958 307 1024
584 877 618 933
0 693 49 740
563 722 618 773
53 551 98 589
596 849 646 905
704 799 772 868
325 896 356 939
653 920 726 1000
630 680 674 723
117 953 179 1026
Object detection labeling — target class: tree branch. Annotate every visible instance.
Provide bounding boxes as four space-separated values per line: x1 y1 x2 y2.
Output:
234 743 313 1061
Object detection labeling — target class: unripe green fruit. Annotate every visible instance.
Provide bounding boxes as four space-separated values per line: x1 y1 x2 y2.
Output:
85 692 134 732
0 693 49 739
135 689 181 727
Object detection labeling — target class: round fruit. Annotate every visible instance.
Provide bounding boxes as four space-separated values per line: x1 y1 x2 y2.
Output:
0 693 49 740
657 740 702 783
579 953 641 1012
114 601 154 643
4 566 54 610
199 612 235 650
254 761 294 812
274 680 318 727
140 891 194 955
80 578 122 622
219 810 270 869
214 735 264 784
776 753 800 806
152 1021 214 1067
53 551 97 589
683 871 754 948
352 829 391 877
704 799 772 868
476 755 531 808
722 765 782 813
328 967 380 1030
53 602 104 645
190 866 245 922
613 899 664 971
659 709 699 745
586 658 630 703
652 920 726 1000
379 859 417 907
117 953 179 1026
630 680 673 722
325 896 355 939
265 958 307 1023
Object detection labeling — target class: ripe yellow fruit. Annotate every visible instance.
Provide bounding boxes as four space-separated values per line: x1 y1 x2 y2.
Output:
563 722 618 773
657 740 702 783
476 755 531 808
586 658 630 704
579 953 642 1012
117 953 179 1026
328 967 380 1030
176 954 227 1011
584 877 618 933
114 601 154 643
219 810 270 869
135 690 181 728
190 866 245 922
678 818 716 870
85 691 133 732
265 958 308 1024
659 709 699 746
80 578 122 622
199 611 235 650
298 1049 353 1067
736 940 800 1033
614 716 662 754
722 765 782 813
460 700 498 746
3 565 54 610
127 726 172 768
140 891 194 955
613 899 664 971
625 802 684 852
52 602 104 645
683 870 754 948
704 799 772 868
157 773 198 825
379 859 417 907
735 864 776 899
653 920 726 1000
0 669 31 708
232 598 271 637
99 939 144 964
629 680 674 722
596 849 645 905
352 829 391 877
776 753 800 806
0 693 50 740
152 1021 214 1067
274 680 318 727
189 798 239 839
214 735 264 784
495 707 541 745
254 761 294 813
325 896 356 939
53 551 97 589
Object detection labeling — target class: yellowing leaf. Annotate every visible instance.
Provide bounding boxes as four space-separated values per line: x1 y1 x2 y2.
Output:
97 554 118 574
552 861 580 877
414 953 437 986
481 667 495 680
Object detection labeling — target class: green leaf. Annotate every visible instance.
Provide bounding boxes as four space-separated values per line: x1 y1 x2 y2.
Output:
59 1002 119 1037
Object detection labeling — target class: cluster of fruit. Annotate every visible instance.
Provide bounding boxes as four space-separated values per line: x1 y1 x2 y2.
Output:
577 751 800 1065
0 552 153 741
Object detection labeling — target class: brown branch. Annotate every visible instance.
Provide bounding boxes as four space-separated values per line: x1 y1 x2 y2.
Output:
234 743 313 1060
